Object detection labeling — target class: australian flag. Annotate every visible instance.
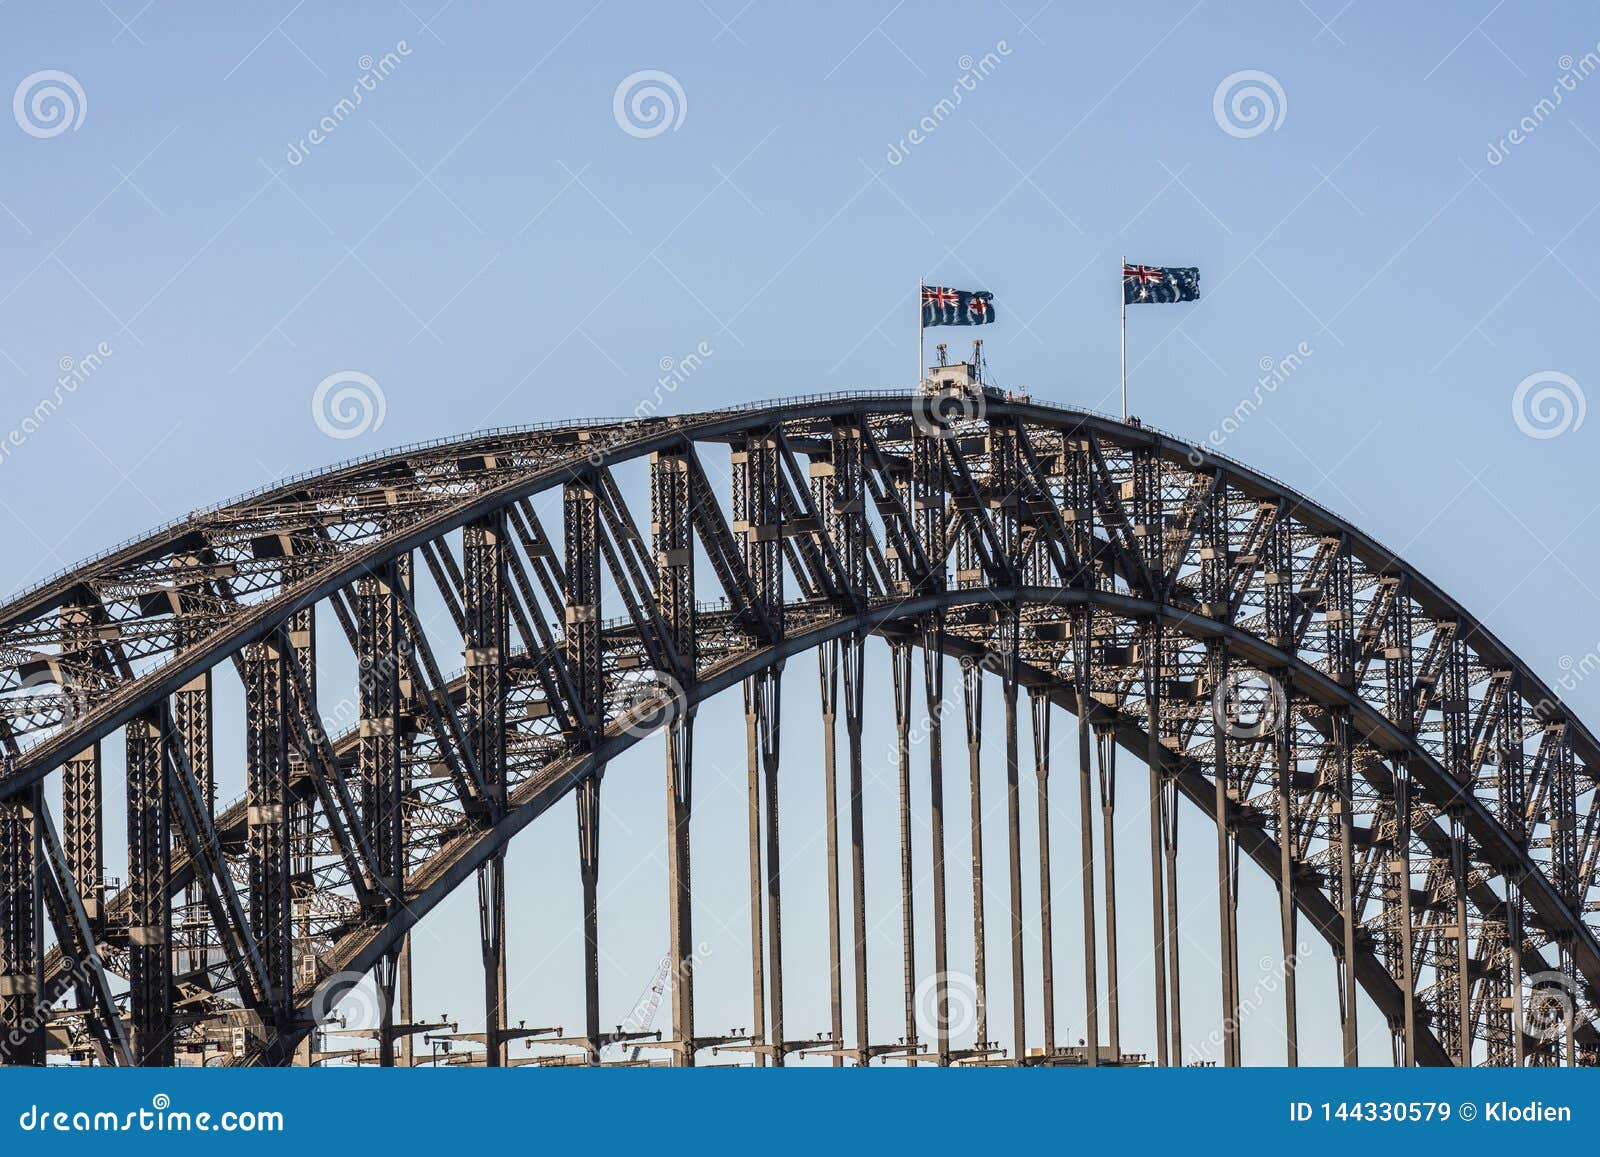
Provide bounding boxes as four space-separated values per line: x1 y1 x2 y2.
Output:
922 286 996 327
1123 264 1200 305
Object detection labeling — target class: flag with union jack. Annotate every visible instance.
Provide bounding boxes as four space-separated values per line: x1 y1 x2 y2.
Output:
1123 264 1200 305
922 286 996 327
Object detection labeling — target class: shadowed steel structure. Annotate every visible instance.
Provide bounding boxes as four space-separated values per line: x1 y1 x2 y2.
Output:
0 389 1596 1067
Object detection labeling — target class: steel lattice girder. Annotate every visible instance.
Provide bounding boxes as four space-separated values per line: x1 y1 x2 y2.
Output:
0 392 1597 1067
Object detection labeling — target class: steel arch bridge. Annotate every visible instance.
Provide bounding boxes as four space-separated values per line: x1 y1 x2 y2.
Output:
1 389 1597 1069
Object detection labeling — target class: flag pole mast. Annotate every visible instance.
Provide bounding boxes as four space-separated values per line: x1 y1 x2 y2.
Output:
918 280 925 390
1120 255 1127 421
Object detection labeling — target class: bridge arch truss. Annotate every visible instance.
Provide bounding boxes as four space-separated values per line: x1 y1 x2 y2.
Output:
0 391 1595 1067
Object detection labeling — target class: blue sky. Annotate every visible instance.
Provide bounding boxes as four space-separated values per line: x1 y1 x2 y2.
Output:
4 1 1600 1066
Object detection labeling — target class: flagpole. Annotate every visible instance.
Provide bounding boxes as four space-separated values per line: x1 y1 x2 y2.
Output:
918 281 925 391
1120 255 1127 421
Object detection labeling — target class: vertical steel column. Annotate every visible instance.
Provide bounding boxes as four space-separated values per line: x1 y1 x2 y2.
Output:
357 559 406 1066
1275 674 1299 1065
843 634 870 1064
0 787 44 1065
245 630 293 1024
742 680 767 1066
760 670 785 1064
1449 810 1472 1066
1162 753 1182 1064
465 515 509 1066
653 449 698 1065
962 660 989 1052
1096 723 1121 1061
1074 612 1099 1065
173 638 212 983
816 421 866 1065
1332 709 1359 1065
1002 614 1026 1062
733 433 784 1066
565 478 605 1065
576 776 602 1065
1214 649 1240 1067
59 602 105 945
126 711 172 1065
890 639 917 1059
1145 622 1169 1066
923 623 950 1065
818 643 844 1066
1031 688 1057 1059
1393 759 1417 1065
665 710 695 1064
61 746 102 933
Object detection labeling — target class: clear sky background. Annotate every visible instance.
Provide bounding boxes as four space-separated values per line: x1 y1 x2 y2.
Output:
4 1 1600 1066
